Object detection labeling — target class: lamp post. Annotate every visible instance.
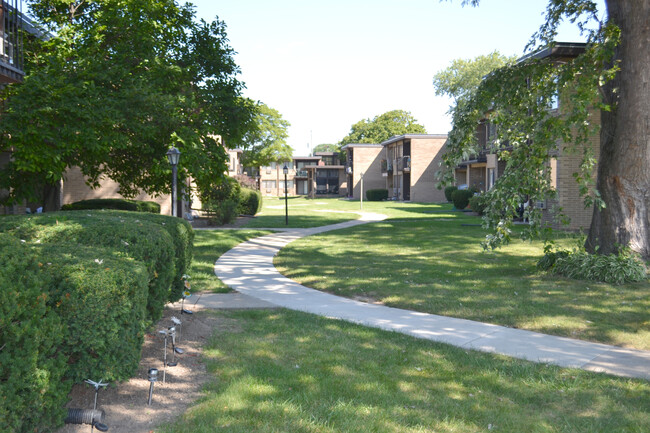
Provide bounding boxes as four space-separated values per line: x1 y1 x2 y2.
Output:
283 163 289 225
166 147 181 217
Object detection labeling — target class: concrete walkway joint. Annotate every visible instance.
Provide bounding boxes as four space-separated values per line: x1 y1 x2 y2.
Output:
209 211 649 380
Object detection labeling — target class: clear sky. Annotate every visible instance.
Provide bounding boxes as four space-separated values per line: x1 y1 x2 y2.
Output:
189 0 605 156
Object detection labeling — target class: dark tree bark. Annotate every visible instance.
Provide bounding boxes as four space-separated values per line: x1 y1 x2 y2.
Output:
587 0 650 261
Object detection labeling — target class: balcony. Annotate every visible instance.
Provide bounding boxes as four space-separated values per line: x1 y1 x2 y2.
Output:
380 159 393 176
398 156 411 172
294 170 308 178
0 0 24 84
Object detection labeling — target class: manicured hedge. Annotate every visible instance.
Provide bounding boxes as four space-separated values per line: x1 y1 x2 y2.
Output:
444 185 458 202
0 211 188 432
128 211 194 303
61 198 161 213
0 235 69 433
239 187 263 216
366 188 389 201
0 211 184 322
40 244 150 383
451 189 474 210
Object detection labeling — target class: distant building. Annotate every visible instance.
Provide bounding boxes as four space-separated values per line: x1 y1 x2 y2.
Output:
343 134 448 202
258 152 348 198
455 42 599 230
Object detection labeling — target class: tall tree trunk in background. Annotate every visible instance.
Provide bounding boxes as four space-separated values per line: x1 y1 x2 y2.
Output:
586 0 650 261
41 182 62 212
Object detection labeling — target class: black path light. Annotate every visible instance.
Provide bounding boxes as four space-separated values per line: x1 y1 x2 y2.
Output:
166 147 181 217
283 163 289 225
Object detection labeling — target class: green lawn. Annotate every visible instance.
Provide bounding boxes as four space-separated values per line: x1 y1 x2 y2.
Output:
241 197 358 228
162 309 649 433
190 229 271 292
272 200 650 350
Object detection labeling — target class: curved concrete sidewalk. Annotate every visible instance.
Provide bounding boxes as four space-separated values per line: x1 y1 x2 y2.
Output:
213 212 650 380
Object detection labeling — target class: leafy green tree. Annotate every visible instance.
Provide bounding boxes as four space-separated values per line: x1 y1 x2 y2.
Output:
433 51 517 113
312 143 339 153
0 0 254 208
239 101 292 168
441 0 650 260
339 109 427 145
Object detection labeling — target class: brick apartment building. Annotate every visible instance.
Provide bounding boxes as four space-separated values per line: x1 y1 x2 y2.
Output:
344 134 448 202
259 152 347 198
456 42 599 231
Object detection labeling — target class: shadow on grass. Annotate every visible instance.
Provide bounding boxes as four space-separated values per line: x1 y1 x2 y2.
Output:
275 221 650 349
166 310 649 433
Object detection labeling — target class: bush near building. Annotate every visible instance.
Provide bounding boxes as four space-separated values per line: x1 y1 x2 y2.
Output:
61 198 161 213
366 189 389 201
451 189 474 210
0 210 188 432
444 185 458 202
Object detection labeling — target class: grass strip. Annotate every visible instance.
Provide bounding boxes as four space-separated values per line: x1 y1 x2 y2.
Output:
163 309 649 433
274 206 649 350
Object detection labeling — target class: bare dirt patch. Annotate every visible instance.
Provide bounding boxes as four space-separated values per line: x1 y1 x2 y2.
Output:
55 306 223 433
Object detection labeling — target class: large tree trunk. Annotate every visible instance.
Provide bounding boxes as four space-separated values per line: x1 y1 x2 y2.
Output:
586 0 650 261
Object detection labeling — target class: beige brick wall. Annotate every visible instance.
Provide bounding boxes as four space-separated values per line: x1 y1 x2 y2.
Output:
349 147 384 199
543 112 600 231
410 137 447 202
62 166 176 215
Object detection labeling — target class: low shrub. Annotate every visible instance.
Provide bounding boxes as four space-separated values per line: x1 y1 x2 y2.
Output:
201 177 242 225
543 248 647 284
0 212 176 323
366 189 388 201
451 189 474 210
62 198 160 213
468 194 488 215
130 212 194 303
444 186 458 202
536 250 570 271
239 187 263 216
39 244 149 383
0 235 69 433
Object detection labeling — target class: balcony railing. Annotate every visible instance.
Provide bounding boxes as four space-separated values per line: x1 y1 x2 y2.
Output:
294 170 308 178
397 156 411 172
380 159 393 175
0 0 24 83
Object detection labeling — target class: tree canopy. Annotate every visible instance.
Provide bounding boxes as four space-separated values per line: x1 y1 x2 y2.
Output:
312 143 339 154
441 0 649 261
0 0 255 207
239 101 292 168
339 109 427 145
433 51 517 113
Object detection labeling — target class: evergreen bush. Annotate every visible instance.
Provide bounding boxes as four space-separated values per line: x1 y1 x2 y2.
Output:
451 189 474 210
468 194 488 215
0 212 176 323
201 177 242 225
239 187 263 216
366 189 389 201
444 185 458 202
0 235 69 433
61 198 160 213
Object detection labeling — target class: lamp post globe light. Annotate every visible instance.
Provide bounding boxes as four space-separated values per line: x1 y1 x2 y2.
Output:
166 147 181 217
283 163 289 225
